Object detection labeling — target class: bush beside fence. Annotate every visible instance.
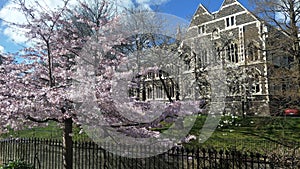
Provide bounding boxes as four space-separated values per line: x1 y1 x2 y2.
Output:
0 138 299 169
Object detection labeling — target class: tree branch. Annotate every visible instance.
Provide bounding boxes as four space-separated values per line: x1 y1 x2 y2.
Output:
25 115 60 123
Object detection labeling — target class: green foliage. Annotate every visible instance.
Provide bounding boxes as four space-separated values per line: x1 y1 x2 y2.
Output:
0 122 91 142
0 160 34 169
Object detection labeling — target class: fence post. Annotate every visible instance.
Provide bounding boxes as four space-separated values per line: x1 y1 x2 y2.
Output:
236 151 242 168
231 150 235 169
202 148 206 168
256 153 260 169
225 150 230 168
244 152 248 169
219 150 224 169
181 147 184 169
208 148 212 168
250 152 254 169
196 148 200 169
103 142 108 169
33 138 41 169
263 154 267 169
91 141 95 169
63 118 73 169
213 149 217 168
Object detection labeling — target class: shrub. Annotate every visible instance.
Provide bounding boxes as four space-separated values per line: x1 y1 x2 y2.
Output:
0 160 34 169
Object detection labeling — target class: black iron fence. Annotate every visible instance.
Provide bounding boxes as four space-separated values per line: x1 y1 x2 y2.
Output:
0 138 299 169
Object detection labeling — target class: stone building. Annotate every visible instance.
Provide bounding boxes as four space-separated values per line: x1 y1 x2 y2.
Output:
184 0 297 115
129 0 298 116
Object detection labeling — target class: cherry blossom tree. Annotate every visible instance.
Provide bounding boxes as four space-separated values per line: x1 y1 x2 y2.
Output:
0 0 220 166
0 0 125 168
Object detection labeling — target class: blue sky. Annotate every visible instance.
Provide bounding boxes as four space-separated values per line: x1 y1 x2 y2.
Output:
161 0 250 20
0 0 250 54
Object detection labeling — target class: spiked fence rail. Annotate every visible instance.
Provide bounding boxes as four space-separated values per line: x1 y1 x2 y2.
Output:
0 138 299 169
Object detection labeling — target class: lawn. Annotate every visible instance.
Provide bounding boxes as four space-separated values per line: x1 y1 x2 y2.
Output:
1 115 300 153
0 122 90 142
185 115 300 153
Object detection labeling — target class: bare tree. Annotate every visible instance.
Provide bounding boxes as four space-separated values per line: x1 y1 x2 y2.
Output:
250 0 300 110
251 0 300 62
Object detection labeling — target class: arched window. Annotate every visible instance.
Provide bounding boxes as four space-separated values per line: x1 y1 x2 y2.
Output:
156 85 163 99
214 42 222 63
247 42 259 61
199 50 208 67
146 86 152 100
215 46 222 62
249 69 261 94
226 43 238 63
169 84 175 98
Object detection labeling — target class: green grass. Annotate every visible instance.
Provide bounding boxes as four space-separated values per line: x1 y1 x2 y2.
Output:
184 115 300 153
1 115 300 153
0 122 91 142
0 122 62 139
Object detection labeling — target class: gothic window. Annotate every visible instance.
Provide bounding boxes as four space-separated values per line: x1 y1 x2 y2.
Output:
128 69 177 101
169 84 175 98
146 86 152 99
156 85 163 99
199 50 208 67
248 43 259 61
250 69 261 94
226 43 238 63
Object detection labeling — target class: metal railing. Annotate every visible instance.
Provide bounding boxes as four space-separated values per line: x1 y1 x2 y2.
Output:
0 138 299 169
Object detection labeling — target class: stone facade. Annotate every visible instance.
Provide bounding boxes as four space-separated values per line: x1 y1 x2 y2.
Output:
130 0 296 116
185 0 273 115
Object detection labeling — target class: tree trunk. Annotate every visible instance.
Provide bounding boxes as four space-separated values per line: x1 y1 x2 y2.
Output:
159 70 173 102
63 118 73 169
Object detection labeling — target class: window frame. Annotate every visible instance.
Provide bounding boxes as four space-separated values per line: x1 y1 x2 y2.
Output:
197 25 206 34
225 16 235 27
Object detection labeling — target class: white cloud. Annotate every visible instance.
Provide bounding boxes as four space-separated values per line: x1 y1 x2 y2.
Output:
136 0 169 5
0 0 165 44
113 0 135 10
135 0 169 6
0 0 78 44
0 45 4 54
3 26 28 44
133 0 170 11
113 0 170 11
0 1 27 43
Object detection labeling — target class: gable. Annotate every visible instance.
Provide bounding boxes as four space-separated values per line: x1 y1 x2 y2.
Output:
221 0 238 7
213 0 260 24
190 4 213 27
216 2 246 19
